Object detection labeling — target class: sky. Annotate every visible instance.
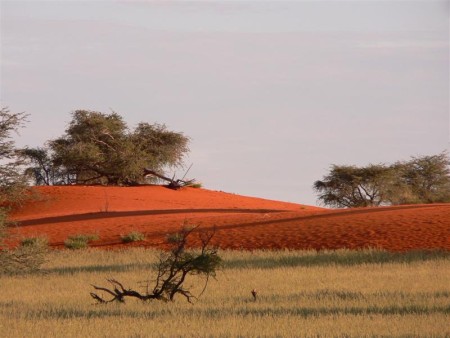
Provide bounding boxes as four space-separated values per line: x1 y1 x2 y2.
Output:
0 0 449 206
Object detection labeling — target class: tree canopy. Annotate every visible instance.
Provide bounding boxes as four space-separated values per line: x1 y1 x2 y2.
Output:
313 164 396 208
314 152 450 208
25 110 190 186
1 107 29 246
0 107 29 205
0 108 47 275
395 153 450 204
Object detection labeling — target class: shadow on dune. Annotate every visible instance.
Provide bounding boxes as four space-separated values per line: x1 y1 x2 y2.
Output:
19 203 445 230
212 204 449 232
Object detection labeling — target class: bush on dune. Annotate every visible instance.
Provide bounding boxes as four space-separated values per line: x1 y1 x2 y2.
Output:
121 231 146 243
64 234 99 250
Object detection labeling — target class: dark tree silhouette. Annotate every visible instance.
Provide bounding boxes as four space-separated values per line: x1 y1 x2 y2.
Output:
90 226 221 304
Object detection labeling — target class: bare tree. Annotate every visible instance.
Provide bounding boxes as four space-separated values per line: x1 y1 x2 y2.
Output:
90 226 221 304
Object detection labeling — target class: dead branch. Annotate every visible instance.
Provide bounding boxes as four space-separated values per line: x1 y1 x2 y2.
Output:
143 168 196 190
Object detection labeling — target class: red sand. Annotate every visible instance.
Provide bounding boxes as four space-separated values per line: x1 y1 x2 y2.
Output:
8 186 450 251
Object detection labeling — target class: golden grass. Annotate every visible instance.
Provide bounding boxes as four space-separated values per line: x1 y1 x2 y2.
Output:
1 249 449 337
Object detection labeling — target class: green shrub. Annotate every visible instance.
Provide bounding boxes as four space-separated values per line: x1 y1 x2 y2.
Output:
1 234 48 275
121 231 146 243
190 182 202 188
64 234 99 250
20 236 48 248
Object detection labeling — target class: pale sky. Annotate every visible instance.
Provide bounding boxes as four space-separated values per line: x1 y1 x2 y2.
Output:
0 0 449 206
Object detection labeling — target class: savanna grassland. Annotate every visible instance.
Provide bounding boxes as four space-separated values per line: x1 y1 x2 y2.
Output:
1 249 449 337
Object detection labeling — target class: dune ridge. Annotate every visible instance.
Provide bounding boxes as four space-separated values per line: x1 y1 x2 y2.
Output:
8 186 450 251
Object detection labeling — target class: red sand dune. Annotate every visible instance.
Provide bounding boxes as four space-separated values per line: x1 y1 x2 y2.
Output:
8 186 450 251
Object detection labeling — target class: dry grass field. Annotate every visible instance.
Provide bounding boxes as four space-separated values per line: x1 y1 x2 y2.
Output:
1 249 449 337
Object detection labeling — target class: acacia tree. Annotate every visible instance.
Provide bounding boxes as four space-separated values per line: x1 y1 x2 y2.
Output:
314 152 450 208
0 108 26 259
21 147 72 185
132 122 189 170
91 226 221 304
0 108 29 204
0 108 47 274
313 164 395 208
36 110 190 186
395 153 450 203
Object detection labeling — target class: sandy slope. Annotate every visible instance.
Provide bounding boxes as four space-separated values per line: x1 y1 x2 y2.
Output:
8 186 450 251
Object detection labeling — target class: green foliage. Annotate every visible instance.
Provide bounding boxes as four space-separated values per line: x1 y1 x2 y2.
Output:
120 231 146 243
394 153 450 204
0 208 9 250
0 108 47 275
314 152 450 208
313 164 394 208
20 236 48 248
0 212 48 275
132 122 189 169
0 244 48 275
0 107 29 205
152 226 221 301
21 147 71 185
158 227 222 277
64 234 99 250
44 110 189 186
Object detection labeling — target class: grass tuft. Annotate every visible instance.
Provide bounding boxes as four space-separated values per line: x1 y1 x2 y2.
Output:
120 231 146 243
20 236 48 248
64 234 99 250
